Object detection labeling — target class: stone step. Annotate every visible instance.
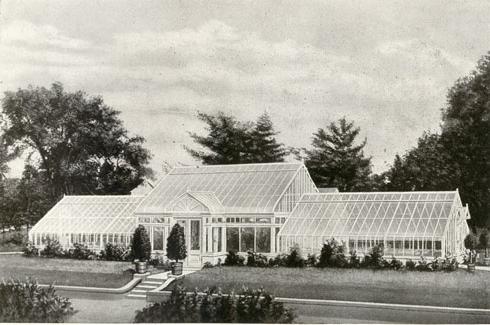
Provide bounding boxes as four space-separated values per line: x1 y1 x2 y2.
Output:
131 289 149 293
127 293 146 299
142 280 162 285
137 284 159 289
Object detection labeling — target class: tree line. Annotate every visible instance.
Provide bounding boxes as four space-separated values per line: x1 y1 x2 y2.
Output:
1 54 489 232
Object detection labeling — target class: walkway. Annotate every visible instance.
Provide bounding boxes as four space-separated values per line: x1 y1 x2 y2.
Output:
127 269 196 299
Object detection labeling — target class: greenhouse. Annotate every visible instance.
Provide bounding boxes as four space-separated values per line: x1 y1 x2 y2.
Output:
278 191 470 259
134 162 317 266
29 195 143 250
29 162 471 266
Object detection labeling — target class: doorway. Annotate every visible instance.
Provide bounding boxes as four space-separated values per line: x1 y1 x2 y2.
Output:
176 218 202 267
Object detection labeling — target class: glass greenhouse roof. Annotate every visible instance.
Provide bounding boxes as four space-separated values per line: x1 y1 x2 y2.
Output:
30 195 143 235
279 191 461 239
136 163 304 214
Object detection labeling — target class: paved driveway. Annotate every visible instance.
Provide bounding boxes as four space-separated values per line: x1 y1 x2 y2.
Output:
59 289 490 324
58 290 147 323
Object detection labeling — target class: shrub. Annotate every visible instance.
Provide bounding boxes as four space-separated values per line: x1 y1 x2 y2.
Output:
6 232 25 246
166 224 187 263
40 238 64 258
305 254 318 267
318 239 346 268
68 243 95 260
362 244 385 269
131 225 152 262
348 250 360 268
202 262 215 269
415 257 432 272
134 285 295 323
246 251 269 267
389 257 403 270
285 245 305 268
405 259 416 270
224 250 245 266
479 229 489 258
268 253 288 267
441 256 458 272
100 242 130 261
0 279 75 322
22 242 39 257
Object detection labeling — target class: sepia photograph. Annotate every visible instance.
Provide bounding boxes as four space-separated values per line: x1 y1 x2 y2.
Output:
0 0 489 323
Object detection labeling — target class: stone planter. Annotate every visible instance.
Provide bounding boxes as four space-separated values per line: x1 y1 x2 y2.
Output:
467 263 476 273
172 261 183 275
136 261 148 274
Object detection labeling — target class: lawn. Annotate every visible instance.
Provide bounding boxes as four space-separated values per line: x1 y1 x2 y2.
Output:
170 266 490 309
0 255 133 288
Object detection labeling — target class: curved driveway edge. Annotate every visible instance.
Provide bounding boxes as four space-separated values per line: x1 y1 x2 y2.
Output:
277 297 490 316
39 277 142 294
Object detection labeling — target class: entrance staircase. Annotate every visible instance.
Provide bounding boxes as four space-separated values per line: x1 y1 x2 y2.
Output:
126 271 170 299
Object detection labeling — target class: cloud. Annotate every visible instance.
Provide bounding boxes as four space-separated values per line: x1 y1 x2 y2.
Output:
1 18 477 177
1 20 92 50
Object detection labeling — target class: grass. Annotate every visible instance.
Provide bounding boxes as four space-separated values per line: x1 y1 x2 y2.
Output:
0 255 133 288
170 266 490 309
0 229 28 252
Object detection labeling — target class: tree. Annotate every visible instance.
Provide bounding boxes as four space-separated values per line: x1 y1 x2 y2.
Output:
0 134 19 180
14 164 54 230
166 223 187 262
379 133 459 191
439 54 490 228
186 111 287 164
303 117 372 191
248 112 286 163
130 225 152 262
1 83 153 199
464 233 478 264
186 111 252 164
479 229 489 258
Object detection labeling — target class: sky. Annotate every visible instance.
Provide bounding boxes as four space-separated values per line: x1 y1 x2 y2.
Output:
1 0 489 178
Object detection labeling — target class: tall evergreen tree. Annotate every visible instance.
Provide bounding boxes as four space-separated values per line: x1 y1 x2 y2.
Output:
186 111 287 164
186 111 251 164
304 117 372 191
248 112 286 163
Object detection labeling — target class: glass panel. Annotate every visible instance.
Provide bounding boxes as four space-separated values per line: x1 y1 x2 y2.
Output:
240 227 254 252
226 227 239 252
256 228 271 253
191 220 200 250
212 227 222 252
153 227 164 251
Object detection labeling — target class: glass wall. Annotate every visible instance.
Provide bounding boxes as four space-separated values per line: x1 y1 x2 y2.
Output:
226 227 239 251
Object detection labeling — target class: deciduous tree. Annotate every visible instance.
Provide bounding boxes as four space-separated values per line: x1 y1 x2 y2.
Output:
1 83 153 199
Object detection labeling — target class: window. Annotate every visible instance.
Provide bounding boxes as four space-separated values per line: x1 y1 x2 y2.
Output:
191 220 200 250
256 217 271 224
256 228 271 253
212 227 222 252
240 228 254 251
435 241 442 250
153 227 164 251
275 227 280 252
226 227 239 252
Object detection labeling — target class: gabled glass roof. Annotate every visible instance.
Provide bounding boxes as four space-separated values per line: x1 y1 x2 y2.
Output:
30 195 143 235
136 162 303 214
279 191 461 239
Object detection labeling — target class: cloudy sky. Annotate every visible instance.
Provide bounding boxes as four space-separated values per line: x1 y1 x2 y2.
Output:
1 0 489 178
